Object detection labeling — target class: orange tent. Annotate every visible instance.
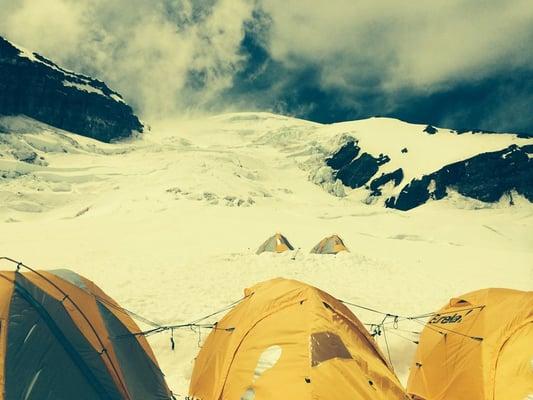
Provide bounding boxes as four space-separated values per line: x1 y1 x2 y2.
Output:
310 235 349 254
189 278 408 400
407 288 533 400
256 233 294 254
0 268 172 399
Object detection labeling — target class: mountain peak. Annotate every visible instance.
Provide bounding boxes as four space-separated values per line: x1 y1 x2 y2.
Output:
0 36 142 142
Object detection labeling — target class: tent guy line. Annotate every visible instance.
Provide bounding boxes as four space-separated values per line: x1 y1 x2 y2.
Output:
341 298 486 342
0 256 245 338
0 256 486 346
340 298 485 322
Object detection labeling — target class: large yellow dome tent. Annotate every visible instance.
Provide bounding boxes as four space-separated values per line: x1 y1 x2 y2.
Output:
189 278 408 400
407 288 533 400
256 233 294 254
310 234 349 254
0 263 173 400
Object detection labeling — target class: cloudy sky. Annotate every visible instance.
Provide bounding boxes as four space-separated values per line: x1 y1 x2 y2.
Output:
1 0 532 133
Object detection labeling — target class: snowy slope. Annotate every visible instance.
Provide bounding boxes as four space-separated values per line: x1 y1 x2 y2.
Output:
313 118 533 208
324 118 526 187
0 113 532 394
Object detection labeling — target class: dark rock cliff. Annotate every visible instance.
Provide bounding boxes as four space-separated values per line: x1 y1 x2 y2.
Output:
386 145 533 210
0 36 143 142
326 140 532 210
327 141 396 191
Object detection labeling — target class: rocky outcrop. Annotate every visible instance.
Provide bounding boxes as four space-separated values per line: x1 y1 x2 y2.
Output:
385 145 533 210
0 36 142 142
423 125 438 134
326 140 360 170
324 134 532 210
370 169 404 196
327 141 392 189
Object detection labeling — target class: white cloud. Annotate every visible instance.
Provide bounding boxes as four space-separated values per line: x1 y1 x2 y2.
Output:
2 0 86 57
0 0 255 118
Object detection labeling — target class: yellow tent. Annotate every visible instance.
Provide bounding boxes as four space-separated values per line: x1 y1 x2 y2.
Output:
310 235 349 254
407 288 533 400
0 268 172 399
256 233 294 254
189 278 408 400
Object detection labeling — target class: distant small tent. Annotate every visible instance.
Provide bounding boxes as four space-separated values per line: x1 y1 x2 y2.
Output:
256 233 294 254
407 288 533 400
0 268 173 400
189 278 408 400
311 234 349 254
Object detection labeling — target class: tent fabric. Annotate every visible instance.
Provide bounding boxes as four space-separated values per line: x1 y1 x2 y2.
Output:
256 233 294 254
310 235 349 254
97 302 171 400
0 270 173 400
407 288 533 400
6 282 113 400
189 278 408 400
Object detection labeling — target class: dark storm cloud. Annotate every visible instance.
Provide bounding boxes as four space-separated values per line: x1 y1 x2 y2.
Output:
236 0 533 132
1 0 532 132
